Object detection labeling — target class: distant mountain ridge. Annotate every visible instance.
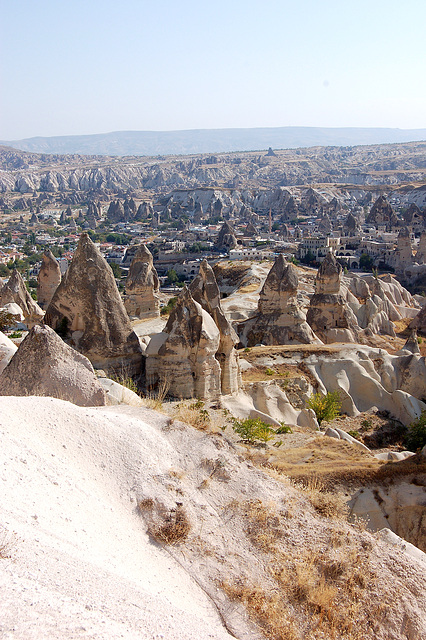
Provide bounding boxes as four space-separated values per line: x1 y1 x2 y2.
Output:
2 126 426 157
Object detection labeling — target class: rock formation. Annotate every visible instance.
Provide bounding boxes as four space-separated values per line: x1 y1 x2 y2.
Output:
37 249 62 310
415 231 426 263
365 195 398 229
307 252 358 343
0 269 43 327
390 226 413 273
343 212 361 236
189 260 240 395
397 330 421 355
124 245 160 319
0 324 106 406
45 233 142 374
403 202 425 229
145 287 221 400
280 196 298 221
106 200 125 223
215 221 238 251
0 331 17 375
240 255 319 346
409 303 426 335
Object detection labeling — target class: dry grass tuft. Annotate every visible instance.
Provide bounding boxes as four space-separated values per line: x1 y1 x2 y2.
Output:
171 401 212 431
137 497 154 512
149 504 191 545
0 527 16 559
292 476 349 519
141 377 170 411
222 499 379 639
221 580 300 640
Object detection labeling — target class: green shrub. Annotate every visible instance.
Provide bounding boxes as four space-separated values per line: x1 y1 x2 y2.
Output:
307 391 341 426
276 423 292 434
160 297 178 316
231 417 275 444
347 430 361 440
265 367 275 376
405 411 426 451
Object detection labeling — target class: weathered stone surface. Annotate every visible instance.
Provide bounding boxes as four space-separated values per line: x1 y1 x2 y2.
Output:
215 221 238 251
0 331 17 375
409 303 426 335
241 255 319 346
366 195 398 229
145 287 221 400
45 233 142 374
189 260 240 395
307 252 358 343
37 249 62 310
415 231 426 264
0 324 106 406
397 330 421 355
0 269 43 327
124 245 160 319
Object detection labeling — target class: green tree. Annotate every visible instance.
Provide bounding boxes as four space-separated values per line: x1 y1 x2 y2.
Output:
359 253 373 271
307 391 341 426
166 268 179 285
405 411 426 451
109 262 122 279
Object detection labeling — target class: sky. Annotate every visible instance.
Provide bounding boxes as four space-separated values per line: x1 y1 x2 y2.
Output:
1 0 425 140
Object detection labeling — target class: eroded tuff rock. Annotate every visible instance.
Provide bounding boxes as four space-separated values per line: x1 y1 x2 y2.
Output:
365 195 398 229
410 303 426 335
189 259 240 395
124 245 160 319
37 249 62 310
0 324 106 406
0 269 43 327
415 231 426 263
0 331 17 375
240 255 320 347
306 252 358 343
215 221 238 251
145 287 221 400
45 233 142 374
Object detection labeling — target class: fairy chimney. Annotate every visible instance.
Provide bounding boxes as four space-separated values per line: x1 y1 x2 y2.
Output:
124 245 160 319
189 260 240 395
37 249 62 310
44 233 142 375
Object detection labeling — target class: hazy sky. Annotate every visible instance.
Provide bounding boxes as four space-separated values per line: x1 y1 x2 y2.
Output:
1 0 425 140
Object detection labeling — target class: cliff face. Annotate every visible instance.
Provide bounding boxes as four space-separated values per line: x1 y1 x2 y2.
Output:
1 141 425 194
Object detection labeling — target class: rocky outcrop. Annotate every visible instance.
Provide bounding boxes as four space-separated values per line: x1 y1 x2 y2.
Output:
365 195 398 229
0 324 106 406
409 303 426 335
215 221 238 251
307 252 358 343
240 255 319 346
189 260 240 395
124 245 160 319
415 231 426 263
0 269 43 327
37 249 62 310
397 330 421 355
145 287 221 400
0 331 17 375
106 200 125 223
343 212 361 236
45 233 142 375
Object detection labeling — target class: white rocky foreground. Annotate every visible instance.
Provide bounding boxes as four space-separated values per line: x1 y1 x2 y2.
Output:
1 396 425 640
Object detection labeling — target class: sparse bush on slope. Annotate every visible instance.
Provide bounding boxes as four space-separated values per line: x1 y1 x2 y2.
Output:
307 391 341 426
